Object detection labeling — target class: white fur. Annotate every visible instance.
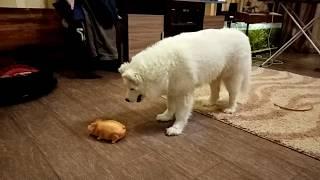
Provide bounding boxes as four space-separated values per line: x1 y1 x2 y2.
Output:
119 28 252 136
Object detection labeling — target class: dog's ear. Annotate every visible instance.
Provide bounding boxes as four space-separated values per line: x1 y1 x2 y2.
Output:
122 70 142 85
118 63 129 74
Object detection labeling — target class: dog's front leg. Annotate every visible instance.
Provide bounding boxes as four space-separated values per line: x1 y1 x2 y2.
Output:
166 93 193 136
157 94 176 122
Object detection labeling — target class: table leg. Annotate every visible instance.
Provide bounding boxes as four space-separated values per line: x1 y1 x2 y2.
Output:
246 23 249 35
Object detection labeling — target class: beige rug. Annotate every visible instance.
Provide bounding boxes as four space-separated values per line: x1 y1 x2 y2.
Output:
193 67 320 160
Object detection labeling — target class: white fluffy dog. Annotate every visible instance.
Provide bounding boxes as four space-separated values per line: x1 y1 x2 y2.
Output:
119 28 251 136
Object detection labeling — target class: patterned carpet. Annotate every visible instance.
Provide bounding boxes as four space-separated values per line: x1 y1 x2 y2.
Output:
193 67 320 160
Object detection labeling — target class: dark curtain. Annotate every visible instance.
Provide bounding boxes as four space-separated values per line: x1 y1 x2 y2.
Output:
280 2 320 53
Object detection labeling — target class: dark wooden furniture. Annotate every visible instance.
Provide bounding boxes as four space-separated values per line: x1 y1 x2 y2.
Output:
235 12 283 35
117 0 225 62
164 0 205 38
216 2 237 28
0 8 63 53
0 8 65 70
0 7 122 69
0 1 218 65
116 0 165 62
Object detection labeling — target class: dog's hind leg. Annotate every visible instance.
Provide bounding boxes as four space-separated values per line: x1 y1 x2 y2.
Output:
198 76 221 107
156 95 176 122
209 76 221 105
199 77 221 106
166 93 193 136
223 75 241 114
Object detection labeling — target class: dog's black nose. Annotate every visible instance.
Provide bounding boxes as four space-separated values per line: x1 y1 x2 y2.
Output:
125 98 130 102
137 95 143 102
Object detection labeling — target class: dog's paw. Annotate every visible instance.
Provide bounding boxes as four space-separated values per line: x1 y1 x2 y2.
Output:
166 126 182 136
223 107 236 114
199 99 215 107
156 112 172 122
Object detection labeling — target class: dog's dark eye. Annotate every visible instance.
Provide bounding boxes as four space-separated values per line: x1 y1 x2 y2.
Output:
130 88 135 91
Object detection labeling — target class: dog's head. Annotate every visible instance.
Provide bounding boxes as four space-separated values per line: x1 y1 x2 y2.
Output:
119 63 145 103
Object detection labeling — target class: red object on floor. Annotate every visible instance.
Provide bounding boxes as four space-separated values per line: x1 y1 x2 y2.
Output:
0 64 39 78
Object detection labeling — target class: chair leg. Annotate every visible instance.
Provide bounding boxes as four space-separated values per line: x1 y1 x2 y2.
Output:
260 17 318 67
280 3 320 54
246 23 249 35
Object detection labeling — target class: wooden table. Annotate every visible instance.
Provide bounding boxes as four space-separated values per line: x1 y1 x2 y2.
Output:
235 12 283 35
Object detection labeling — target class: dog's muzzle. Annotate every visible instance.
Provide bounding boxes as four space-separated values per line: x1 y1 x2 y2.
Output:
137 95 143 102
125 95 143 103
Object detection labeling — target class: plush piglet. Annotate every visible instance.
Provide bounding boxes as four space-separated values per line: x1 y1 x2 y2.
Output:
88 119 126 143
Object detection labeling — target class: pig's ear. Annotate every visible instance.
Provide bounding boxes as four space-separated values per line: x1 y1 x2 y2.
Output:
88 122 97 132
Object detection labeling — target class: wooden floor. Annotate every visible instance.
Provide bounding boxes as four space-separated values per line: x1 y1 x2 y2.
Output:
269 53 320 78
1 65 320 180
1 15 320 180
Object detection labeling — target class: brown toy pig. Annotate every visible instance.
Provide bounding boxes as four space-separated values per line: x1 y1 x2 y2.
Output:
88 119 126 143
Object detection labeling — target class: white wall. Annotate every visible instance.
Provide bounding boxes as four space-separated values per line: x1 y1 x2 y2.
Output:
0 0 17 8
0 0 54 8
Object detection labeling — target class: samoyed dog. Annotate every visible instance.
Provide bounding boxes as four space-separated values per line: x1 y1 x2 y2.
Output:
119 28 251 136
